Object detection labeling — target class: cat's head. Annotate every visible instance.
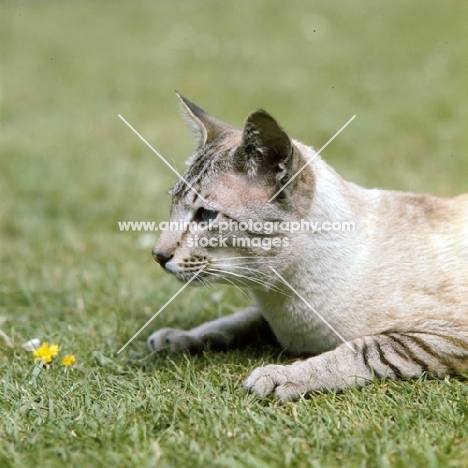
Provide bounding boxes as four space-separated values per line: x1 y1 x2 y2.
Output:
152 94 315 290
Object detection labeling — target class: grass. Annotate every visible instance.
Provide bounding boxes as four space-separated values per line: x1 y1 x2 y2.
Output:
1 0 468 466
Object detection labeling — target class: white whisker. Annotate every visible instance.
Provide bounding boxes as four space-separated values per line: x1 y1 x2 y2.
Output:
204 271 250 300
213 256 280 262
207 267 287 296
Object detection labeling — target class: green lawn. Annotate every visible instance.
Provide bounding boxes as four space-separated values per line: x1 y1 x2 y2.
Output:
1 1 468 467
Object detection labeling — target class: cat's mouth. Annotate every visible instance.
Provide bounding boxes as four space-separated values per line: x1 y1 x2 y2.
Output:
153 253 208 284
167 264 208 284
156 254 288 295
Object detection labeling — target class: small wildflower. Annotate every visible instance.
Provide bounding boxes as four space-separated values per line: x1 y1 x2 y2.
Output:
33 342 59 364
62 355 76 366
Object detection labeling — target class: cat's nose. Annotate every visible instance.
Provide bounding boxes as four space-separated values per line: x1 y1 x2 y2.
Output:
152 248 173 268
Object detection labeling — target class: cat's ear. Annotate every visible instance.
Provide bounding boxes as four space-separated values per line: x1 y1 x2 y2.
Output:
235 110 295 183
176 92 232 148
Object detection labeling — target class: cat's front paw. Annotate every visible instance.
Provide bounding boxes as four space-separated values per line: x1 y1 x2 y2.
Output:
147 328 202 352
244 363 311 401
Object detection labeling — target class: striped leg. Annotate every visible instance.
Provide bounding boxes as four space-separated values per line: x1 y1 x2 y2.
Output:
245 320 468 401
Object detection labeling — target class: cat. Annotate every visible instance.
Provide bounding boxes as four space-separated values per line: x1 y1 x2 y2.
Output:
147 93 468 401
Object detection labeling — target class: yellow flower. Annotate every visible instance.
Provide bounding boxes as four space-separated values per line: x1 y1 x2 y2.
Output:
62 355 76 366
33 342 59 364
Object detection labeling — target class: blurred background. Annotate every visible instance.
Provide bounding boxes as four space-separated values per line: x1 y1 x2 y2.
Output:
1 0 467 345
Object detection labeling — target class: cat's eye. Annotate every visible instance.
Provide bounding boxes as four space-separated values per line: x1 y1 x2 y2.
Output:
198 208 218 224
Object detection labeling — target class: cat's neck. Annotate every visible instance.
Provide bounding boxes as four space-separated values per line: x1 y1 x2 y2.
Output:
254 147 373 310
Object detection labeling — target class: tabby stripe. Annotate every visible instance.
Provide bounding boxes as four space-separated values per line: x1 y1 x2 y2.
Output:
408 331 468 352
360 339 374 379
387 336 412 364
362 339 384 379
374 341 404 378
383 328 468 352
389 334 430 372
402 334 456 374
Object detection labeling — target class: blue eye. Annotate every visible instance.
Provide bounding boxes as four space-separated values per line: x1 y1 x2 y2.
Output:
200 208 218 224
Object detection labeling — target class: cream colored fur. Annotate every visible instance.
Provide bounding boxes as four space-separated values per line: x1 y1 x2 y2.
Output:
147 94 468 400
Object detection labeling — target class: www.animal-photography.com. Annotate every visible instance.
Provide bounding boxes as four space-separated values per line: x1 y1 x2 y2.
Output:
2 1 467 467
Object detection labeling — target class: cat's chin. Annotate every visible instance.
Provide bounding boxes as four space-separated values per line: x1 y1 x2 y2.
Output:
168 270 210 286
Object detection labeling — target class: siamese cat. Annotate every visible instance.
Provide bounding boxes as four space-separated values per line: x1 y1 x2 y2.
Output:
148 94 468 400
